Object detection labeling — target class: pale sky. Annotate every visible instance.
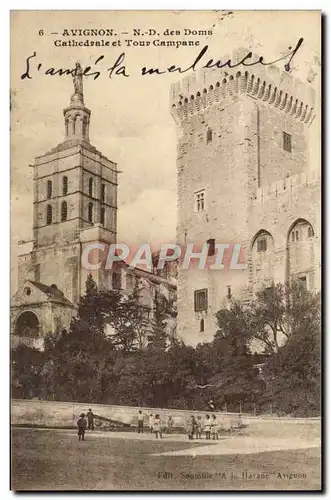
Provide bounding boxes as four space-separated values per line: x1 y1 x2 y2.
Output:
10 10 321 291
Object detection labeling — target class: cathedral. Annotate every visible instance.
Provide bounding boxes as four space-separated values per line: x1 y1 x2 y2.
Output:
11 64 176 349
170 49 321 345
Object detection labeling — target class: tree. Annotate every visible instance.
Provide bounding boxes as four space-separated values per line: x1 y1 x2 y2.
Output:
263 319 320 416
147 291 168 350
11 344 46 399
213 282 321 415
215 282 320 354
104 282 149 352
43 276 115 402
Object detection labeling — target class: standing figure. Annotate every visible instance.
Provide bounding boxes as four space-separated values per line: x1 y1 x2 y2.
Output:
186 415 196 440
153 414 163 439
208 399 216 412
87 408 94 430
167 414 174 434
195 415 202 439
77 413 87 441
211 414 219 440
149 413 154 434
137 410 144 434
204 414 211 440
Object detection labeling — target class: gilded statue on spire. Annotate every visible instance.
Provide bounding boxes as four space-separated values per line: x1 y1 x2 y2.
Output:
71 61 84 105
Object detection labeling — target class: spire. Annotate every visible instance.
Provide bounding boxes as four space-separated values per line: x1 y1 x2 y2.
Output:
63 61 91 142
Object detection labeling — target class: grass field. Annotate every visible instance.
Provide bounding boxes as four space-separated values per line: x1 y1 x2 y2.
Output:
11 428 321 491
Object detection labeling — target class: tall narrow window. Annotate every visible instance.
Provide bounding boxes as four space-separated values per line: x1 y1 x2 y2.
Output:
46 205 52 225
195 190 205 212
101 184 106 202
89 177 93 197
88 202 93 223
298 276 307 289
100 206 105 225
200 318 205 333
207 128 212 144
83 117 88 137
112 272 121 290
207 238 215 257
47 180 52 199
61 201 67 221
34 264 40 282
283 132 292 153
62 176 68 195
227 285 232 299
194 289 208 312
257 238 267 252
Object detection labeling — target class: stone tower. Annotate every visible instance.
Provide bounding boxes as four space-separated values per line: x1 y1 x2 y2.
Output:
11 63 118 346
170 50 320 345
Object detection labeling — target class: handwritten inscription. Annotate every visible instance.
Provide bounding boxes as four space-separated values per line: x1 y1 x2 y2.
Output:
21 38 304 81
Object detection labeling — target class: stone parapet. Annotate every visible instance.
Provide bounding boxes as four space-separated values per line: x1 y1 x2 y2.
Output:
170 48 316 126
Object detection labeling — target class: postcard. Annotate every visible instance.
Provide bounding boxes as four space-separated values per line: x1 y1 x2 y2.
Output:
10 10 321 491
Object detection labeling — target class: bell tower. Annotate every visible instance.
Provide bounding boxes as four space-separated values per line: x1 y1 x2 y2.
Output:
16 61 118 306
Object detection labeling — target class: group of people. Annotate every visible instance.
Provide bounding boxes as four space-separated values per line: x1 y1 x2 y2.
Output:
137 410 222 440
77 407 224 441
137 410 175 438
186 414 220 440
76 409 95 441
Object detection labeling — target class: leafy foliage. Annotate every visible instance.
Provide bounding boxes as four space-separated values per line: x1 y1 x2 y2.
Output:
11 278 320 416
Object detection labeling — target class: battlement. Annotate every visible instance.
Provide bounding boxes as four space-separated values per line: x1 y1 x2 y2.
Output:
170 47 316 126
252 170 320 205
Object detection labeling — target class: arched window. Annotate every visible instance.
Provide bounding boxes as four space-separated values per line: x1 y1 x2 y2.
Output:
46 204 52 225
62 176 68 195
200 318 205 333
287 219 315 287
89 177 93 197
100 206 105 225
251 230 275 293
88 202 93 223
14 311 40 339
83 117 88 137
101 183 106 202
47 180 52 199
61 201 67 221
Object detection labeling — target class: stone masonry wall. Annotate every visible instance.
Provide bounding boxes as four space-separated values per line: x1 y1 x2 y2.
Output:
172 63 319 345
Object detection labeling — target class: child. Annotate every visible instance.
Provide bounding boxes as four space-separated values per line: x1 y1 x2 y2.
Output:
204 414 211 440
77 413 87 441
186 415 195 440
195 415 202 439
211 414 219 440
153 414 162 439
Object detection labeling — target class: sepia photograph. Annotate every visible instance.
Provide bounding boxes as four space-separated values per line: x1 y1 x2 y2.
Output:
10 10 321 491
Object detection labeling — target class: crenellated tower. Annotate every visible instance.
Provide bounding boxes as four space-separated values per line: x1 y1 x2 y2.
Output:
170 49 320 345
